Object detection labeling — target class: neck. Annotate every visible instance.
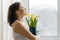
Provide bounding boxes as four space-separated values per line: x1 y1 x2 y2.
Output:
17 15 23 21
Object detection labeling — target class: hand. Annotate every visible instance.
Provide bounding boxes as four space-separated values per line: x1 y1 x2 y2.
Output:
35 36 40 40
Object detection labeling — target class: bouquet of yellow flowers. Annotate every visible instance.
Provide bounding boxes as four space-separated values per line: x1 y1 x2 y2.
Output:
25 14 39 27
25 14 39 35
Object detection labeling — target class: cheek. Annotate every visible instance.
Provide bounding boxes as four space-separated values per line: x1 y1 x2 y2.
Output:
18 11 24 15
19 9 27 15
21 10 26 14
20 9 24 13
23 11 27 15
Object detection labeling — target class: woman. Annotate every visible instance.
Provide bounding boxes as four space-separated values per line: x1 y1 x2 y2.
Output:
8 2 40 40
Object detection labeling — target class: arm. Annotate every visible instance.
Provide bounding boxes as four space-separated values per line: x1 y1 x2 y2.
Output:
12 20 35 40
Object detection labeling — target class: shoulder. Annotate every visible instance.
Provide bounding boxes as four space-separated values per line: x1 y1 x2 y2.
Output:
11 20 22 27
11 20 23 33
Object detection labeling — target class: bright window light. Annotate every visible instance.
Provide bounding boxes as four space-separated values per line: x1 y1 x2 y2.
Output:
29 0 57 36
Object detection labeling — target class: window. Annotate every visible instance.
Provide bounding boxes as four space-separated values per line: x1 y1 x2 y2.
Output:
29 0 57 36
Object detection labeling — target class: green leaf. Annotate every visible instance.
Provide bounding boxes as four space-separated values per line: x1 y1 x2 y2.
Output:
25 17 30 26
33 17 38 27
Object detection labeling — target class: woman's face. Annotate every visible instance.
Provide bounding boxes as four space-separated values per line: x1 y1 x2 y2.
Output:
16 4 27 16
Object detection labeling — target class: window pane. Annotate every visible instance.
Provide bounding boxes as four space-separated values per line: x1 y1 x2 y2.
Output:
29 0 57 36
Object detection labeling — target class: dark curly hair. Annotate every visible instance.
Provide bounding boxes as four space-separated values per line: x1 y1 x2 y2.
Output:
8 2 20 26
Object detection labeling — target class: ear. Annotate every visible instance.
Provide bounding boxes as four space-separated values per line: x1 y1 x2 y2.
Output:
16 10 19 15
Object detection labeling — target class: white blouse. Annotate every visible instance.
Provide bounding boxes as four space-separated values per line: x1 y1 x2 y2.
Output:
12 20 29 40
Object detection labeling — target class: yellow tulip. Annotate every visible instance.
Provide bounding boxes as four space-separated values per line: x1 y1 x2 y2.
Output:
31 15 35 21
25 13 39 21
25 14 32 17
